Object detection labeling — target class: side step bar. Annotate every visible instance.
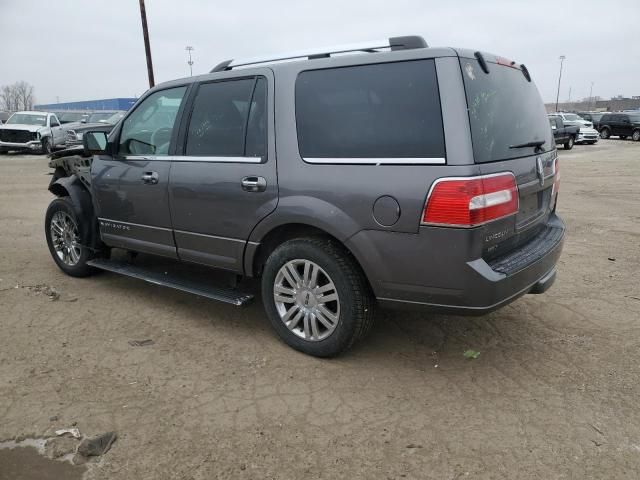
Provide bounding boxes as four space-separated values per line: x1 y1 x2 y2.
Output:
87 258 254 306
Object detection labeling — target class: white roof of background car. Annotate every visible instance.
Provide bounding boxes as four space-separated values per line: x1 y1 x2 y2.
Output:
13 111 50 115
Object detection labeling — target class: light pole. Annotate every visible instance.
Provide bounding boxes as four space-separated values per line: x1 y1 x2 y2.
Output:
588 82 594 110
555 55 566 112
185 46 194 76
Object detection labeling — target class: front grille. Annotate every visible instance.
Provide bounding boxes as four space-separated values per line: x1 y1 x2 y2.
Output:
0 129 37 143
487 224 563 275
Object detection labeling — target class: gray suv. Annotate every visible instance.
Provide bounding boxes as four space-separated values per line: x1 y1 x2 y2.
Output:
45 36 565 357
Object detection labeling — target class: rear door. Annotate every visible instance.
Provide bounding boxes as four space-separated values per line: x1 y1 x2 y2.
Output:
168 71 277 272
458 55 557 256
91 86 189 258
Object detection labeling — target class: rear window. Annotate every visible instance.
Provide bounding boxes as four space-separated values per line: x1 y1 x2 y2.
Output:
295 60 445 160
460 58 553 163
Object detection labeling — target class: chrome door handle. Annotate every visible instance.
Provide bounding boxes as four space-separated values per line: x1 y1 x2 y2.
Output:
241 176 267 192
141 172 159 184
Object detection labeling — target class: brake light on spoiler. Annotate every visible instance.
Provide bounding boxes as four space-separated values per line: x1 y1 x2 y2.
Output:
422 173 519 227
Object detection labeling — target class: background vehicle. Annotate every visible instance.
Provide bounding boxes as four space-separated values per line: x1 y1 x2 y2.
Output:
577 111 604 130
0 111 66 154
553 112 593 129
45 36 564 357
57 111 89 125
548 115 580 149
65 112 125 146
81 110 125 124
598 113 640 141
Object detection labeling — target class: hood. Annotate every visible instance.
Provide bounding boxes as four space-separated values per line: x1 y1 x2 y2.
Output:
0 124 44 133
69 122 114 133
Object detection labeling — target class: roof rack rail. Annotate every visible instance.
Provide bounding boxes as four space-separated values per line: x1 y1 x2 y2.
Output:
210 35 428 73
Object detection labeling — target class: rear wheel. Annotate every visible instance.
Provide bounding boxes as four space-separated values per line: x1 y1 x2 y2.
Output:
600 128 610 139
632 130 640 142
261 238 375 357
563 136 574 150
45 197 96 277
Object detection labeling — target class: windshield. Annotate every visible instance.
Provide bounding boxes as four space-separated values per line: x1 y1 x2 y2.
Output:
563 114 581 121
461 58 553 163
87 112 115 123
6 113 47 126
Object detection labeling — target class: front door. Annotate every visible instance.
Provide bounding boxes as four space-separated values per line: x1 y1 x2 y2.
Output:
49 115 65 147
91 86 189 258
169 73 277 272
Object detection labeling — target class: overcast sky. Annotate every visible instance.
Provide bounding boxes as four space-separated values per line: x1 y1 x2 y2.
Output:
1 0 638 105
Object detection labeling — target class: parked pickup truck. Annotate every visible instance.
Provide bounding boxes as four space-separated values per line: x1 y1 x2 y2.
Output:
548 115 580 149
0 111 67 154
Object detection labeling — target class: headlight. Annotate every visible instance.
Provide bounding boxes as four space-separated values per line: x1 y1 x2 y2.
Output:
36 132 41 139
76 132 84 141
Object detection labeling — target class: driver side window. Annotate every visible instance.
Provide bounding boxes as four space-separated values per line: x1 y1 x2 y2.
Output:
119 86 187 156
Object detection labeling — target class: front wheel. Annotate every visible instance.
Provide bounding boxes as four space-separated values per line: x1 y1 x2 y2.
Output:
40 137 52 155
45 197 96 277
632 130 640 142
261 238 375 357
600 128 610 139
563 136 574 150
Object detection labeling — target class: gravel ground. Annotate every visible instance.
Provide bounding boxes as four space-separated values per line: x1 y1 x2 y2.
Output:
0 139 639 479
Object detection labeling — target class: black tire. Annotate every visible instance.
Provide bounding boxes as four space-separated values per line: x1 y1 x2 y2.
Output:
600 128 610 139
0 148 7 155
563 136 574 150
40 137 52 155
632 130 640 142
619 135 627 140
261 237 375 357
45 197 96 277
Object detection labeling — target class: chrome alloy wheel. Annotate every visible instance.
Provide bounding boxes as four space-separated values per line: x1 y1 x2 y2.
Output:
273 259 340 341
50 211 82 266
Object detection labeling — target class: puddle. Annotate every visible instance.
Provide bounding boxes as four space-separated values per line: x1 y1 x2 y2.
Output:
0 438 86 480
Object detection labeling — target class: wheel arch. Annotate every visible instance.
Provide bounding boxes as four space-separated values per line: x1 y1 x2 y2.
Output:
48 175 100 249
246 222 373 293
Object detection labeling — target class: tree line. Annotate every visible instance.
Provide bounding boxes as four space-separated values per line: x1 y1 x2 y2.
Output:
1 81 36 112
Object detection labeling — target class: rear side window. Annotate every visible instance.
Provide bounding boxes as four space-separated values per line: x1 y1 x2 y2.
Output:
185 77 267 158
295 60 445 160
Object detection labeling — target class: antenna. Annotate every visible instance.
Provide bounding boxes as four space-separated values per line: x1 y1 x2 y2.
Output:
185 46 194 76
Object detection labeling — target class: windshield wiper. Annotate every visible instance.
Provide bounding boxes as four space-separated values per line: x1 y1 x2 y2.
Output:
509 140 546 151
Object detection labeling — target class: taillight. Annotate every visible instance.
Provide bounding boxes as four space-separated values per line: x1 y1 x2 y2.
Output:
552 157 560 196
422 173 519 227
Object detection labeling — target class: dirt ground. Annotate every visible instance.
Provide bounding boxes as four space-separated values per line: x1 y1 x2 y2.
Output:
1 139 639 479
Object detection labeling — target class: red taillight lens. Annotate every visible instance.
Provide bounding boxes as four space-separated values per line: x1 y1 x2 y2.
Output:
552 157 560 196
422 173 519 227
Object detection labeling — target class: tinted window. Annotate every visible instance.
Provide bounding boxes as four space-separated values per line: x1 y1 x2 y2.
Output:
296 60 445 159
50 116 60 127
185 77 266 158
461 59 553 162
601 114 613 123
119 86 186 155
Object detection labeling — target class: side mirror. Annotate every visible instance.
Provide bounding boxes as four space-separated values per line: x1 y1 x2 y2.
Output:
83 131 109 155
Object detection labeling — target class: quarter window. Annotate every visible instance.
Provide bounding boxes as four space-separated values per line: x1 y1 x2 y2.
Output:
185 77 267 158
295 60 445 159
119 86 187 156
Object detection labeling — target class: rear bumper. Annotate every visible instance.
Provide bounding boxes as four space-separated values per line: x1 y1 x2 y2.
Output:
346 214 565 315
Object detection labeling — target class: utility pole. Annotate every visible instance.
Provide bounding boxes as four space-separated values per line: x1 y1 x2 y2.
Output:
555 55 566 112
567 86 572 104
138 0 155 88
185 46 194 76
589 82 594 110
